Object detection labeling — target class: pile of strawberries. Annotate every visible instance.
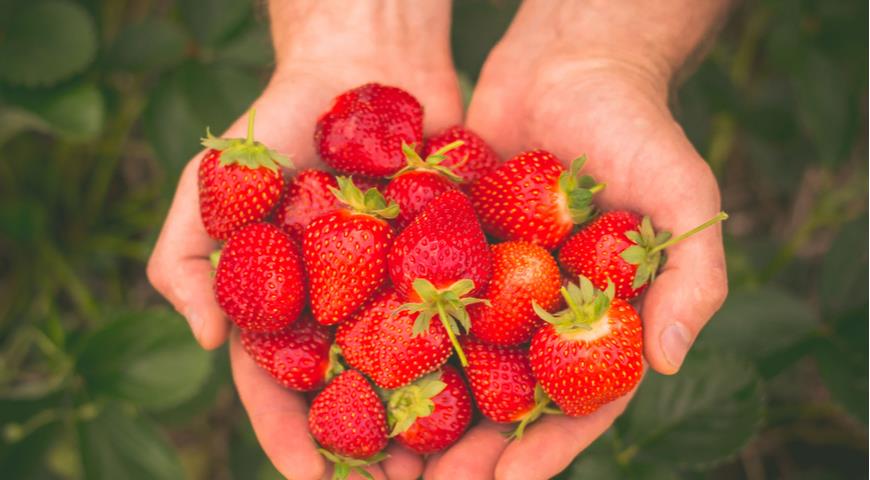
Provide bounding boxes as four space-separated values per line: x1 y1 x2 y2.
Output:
198 83 726 478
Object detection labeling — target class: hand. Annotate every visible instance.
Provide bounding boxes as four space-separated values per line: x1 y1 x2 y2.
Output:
425 1 730 478
147 1 462 478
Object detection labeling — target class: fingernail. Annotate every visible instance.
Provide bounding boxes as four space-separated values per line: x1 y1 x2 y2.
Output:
660 322 692 371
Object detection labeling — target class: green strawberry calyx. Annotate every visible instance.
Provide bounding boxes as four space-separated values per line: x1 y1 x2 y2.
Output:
324 343 345 384
394 278 490 367
329 176 400 219
387 371 448 437
508 384 562 440
557 155 605 225
317 448 388 480
200 109 293 174
619 211 729 290
392 140 466 183
533 276 614 335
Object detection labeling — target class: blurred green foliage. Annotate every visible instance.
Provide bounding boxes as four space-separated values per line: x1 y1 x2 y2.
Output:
0 0 866 479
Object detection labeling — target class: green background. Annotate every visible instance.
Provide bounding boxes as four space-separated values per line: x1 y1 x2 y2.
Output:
0 0 866 478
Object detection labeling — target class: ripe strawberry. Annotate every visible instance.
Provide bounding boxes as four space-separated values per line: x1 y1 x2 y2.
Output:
530 277 643 416
559 211 729 300
214 222 305 332
198 110 292 240
470 151 602 250
423 126 500 185
309 370 388 477
274 170 340 243
468 242 562 345
384 141 464 230
387 365 472 454
336 288 452 389
315 83 423 177
240 313 338 391
303 177 398 326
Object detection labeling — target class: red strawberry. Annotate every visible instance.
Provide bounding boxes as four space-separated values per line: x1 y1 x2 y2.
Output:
215 222 305 332
274 170 340 243
423 126 500 185
470 151 602 250
336 288 452 389
240 313 338 391
302 177 398 326
384 141 465 230
198 110 292 240
387 365 472 454
559 211 729 300
469 242 562 345
530 276 643 416
315 83 423 177
309 370 388 477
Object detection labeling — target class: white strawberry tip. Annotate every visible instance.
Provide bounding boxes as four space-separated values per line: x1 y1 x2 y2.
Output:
387 371 447 437
317 448 388 480
392 140 466 183
200 108 293 174
532 276 614 334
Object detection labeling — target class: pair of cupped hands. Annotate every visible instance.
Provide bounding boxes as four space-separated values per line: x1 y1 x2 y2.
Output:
148 30 727 480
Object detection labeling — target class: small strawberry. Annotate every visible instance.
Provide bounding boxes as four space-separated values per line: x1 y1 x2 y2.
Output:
558 211 729 300
309 370 388 478
469 242 562 346
384 141 465 230
215 222 305 332
315 83 424 177
199 110 292 240
530 276 643 416
240 313 340 391
387 365 472 454
274 170 340 243
470 151 603 250
303 177 399 326
423 126 500 185
336 288 452 389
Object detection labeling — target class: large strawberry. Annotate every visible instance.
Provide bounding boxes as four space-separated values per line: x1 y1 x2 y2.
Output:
215 222 305 332
302 177 398 326
309 370 388 478
389 190 493 365
423 125 500 185
336 288 452 389
387 365 472 454
469 241 562 346
240 313 339 391
274 169 340 243
315 83 423 177
530 276 643 416
199 110 292 240
558 211 728 300
470 150 602 250
383 141 464 230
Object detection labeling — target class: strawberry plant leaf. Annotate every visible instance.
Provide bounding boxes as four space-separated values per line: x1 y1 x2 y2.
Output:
0 82 105 141
178 0 250 46
819 215 868 314
108 18 187 72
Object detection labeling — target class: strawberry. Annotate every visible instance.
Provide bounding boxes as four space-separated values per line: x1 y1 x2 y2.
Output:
198 110 292 240
383 141 464 230
468 242 562 346
274 170 340 243
240 313 339 391
302 177 398 326
389 190 493 364
214 222 305 332
309 370 388 478
387 365 472 454
470 151 602 250
558 211 729 300
530 276 643 416
315 83 423 177
423 126 500 185
336 288 452 389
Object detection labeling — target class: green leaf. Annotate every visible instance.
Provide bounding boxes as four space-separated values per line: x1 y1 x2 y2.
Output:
178 0 251 46
0 0 97 86
76 309 212 411
620 245 646 265
820 216 868 314
617 349 764 469
77 403 184 480
0 421 60 479
0 83 105 141
217 24 275 67
109 18 187 72
815 307 869 423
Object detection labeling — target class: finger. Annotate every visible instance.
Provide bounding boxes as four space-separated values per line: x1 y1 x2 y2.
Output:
382 443 424 480
424 421 511 480
230 331 326 480
494 394 634 480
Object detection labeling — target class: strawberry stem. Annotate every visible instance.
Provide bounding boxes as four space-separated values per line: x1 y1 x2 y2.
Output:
649 211 729 254
589 183 606 194
437 301 468 366
561 286 584 320
245 108 256 146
